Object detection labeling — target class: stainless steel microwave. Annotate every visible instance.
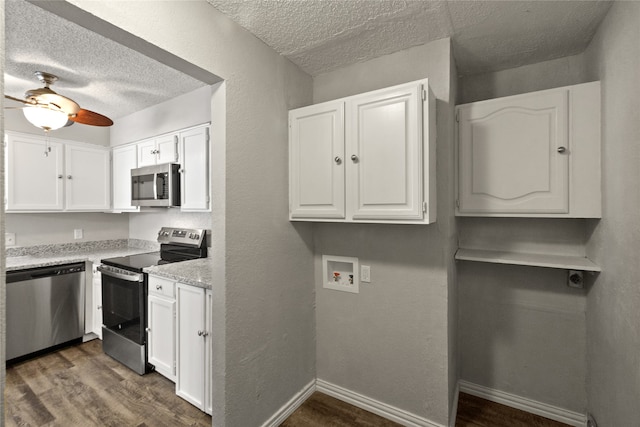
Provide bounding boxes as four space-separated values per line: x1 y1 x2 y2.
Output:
131 163 181 207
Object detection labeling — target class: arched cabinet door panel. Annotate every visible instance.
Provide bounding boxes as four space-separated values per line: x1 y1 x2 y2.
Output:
456 81 601 218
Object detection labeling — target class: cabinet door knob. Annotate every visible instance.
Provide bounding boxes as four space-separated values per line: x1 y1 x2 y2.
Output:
67 175 72 179
334 156 342 164
145 327 150 332
156 285 162 290
557 146 567 153
97 305 102 310
58 175 63 179
197 330 203 336
351 154 359 162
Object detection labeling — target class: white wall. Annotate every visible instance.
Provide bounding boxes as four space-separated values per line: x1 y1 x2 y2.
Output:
457 56 594 414
583 3 640 425
110 85 211 146
56 2 316 427
6 213 128 247
312 38 457 426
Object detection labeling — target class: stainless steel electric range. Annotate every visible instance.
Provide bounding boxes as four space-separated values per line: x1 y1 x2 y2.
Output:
97 227 207 374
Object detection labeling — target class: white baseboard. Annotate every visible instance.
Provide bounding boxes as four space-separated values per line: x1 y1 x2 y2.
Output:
459 380 587 427
316 379 445 427
261 379 315 427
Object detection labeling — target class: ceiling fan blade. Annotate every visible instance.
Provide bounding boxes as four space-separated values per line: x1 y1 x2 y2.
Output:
4 94 32 105
69 109 113 127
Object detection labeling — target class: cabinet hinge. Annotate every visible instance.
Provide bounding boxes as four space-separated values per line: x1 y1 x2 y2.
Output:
423 201 427 213
455 111 460 123
422 89 427 101
206 126 210 143
456 199 460 208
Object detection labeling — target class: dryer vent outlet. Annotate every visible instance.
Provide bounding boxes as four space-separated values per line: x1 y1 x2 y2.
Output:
587 413 598 427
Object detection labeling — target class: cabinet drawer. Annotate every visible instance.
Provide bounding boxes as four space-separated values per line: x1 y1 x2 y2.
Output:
148 276 175 299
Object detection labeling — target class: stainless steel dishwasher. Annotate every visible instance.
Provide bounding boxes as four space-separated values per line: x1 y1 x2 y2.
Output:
6 262 85 360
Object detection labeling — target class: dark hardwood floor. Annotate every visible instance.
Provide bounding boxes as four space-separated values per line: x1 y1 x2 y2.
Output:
283 392 571 427
5 340 570 427
5 339 211 426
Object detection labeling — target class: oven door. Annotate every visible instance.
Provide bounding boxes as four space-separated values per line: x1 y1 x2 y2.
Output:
97 265 146 345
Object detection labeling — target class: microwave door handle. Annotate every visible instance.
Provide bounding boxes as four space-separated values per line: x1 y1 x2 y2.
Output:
153 173 158 200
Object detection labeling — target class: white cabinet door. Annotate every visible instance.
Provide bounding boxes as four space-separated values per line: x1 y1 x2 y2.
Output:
148 294 176 381
458 89 569 215
93 272 103 339
137 138 158 167
156 134 179 164
179 126 210 211
137 135 179 167
205 289 212 416
176 283 206 410
112 144 139 212
65 144 111 211
6 133 64 211
289 102 345 219
347 82 424 220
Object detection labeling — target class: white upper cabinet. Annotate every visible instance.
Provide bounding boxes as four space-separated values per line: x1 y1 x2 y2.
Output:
65 144 111 211
348 83 426 221
137 134 179 167
6 132 110 212
6 133 65 211
289 79 436 224
456 81 601 218
289 102 345 219
111 144 139 212
179 125 210 212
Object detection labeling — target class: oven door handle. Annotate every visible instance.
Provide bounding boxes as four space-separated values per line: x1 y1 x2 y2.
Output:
97 265 144 282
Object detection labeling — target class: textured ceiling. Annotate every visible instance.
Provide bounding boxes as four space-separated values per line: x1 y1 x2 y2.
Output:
4 0 207 121
207 0 612 76
5 0 612 124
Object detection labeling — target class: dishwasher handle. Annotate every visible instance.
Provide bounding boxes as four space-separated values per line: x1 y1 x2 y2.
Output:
6 262 85 283
97 265 144 282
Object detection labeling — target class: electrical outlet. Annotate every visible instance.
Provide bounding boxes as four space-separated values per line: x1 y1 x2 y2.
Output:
5 232 16 246
74 229 83 240
361 265 371 283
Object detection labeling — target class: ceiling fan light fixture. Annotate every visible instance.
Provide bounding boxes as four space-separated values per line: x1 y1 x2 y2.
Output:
23 105 69 131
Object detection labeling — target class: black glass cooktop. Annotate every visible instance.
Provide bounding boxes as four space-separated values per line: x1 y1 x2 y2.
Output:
101 252 163 273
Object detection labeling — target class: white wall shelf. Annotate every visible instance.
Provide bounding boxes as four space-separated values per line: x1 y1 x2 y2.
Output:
455 248 601 272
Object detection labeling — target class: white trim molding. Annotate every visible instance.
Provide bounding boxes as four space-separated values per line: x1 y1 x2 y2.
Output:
459 380 587 427
449 381 459 427
261 379 316 427
317 379 445 427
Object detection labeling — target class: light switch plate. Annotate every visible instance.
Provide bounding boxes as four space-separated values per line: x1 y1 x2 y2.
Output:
74 229 83 239
361 265 371 283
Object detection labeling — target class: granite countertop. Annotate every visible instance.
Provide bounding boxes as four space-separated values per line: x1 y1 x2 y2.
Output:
144 258 213 290
6 239 158 271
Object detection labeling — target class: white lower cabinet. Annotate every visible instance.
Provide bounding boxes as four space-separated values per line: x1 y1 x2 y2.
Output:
147 276 176 381
176 283 210 413
93 267 103 339
148 276 211 414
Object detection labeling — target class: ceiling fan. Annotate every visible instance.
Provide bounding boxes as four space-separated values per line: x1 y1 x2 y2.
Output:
4 71 113 131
